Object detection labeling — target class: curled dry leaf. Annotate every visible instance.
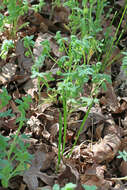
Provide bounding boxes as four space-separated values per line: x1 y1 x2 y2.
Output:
0 62 17 85
82 134 121 163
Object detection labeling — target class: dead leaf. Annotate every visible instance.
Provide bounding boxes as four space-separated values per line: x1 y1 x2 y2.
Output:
68 111 108 142
82 134 121 164
19 183 26 190
0 62 17 84
23 78 38 98
53 6 69 24
58 164 79 187
81 164 112 189
16 40 33 73
92 134 121 163
23 149 56 190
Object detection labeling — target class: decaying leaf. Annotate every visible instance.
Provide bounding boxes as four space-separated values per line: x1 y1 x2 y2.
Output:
81 164 112 190
81 134 121 164
91 134 121 163
0 62 17 84
58 164 79 187
23 149 56 190
16 40 33 73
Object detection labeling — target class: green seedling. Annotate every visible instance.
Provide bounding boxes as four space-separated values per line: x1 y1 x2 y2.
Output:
0 39 14 60
23 36 56 102
102 3 127 71
0 87 11 109
23 35 35 60
53 183 97 190
111 150 127 181
1 0 29 38
117 150 127 162
122 51 127 75
53 183 76 190
83 185 97 190
0 134 33 188
0 88 33 188
55 35 111 163
31 0 45 12
64 0 106 37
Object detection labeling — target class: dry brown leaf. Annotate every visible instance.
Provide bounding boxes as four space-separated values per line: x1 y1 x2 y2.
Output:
82 134 121 164
16 40 33 73
119 160 127 177
81 164 112 190
0 62 17 85
36 186 52 190
58 164 79 187
23 150 56 190
19 183 26 190
23 78 38 98
53 6 69 24
92 134 121 163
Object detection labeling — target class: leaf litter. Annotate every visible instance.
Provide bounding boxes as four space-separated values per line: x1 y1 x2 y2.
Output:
0 1 127 190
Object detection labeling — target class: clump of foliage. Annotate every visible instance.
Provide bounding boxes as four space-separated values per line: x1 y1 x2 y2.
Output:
122 52 127 75
0 0 44 37
53 183 97 190
0 88 33 188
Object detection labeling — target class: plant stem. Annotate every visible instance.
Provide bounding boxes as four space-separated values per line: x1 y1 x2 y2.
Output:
67 98 94 158
67 79 105 158
8 120 23 160
56 111 63 171
62 93 67 155
103 4 127 70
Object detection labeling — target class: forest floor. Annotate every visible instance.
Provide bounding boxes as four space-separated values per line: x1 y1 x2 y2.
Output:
0 0 127 190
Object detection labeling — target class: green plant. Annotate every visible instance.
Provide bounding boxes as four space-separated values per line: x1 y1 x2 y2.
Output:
0 134 33 188
83 185 97 190
117 150 127 162
111 150 127 180
64 0 106 37
53 183 76 190
0 87 11 109
0 0 45 59
102 3 127 71
0 39 14 60
23 35 35 59
53 183 97 190
21 1 111 172
31 0 45 12
0 88 33 188
0 0 29 38
28 38 55 101
122 51 127 75
55 32 111 164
